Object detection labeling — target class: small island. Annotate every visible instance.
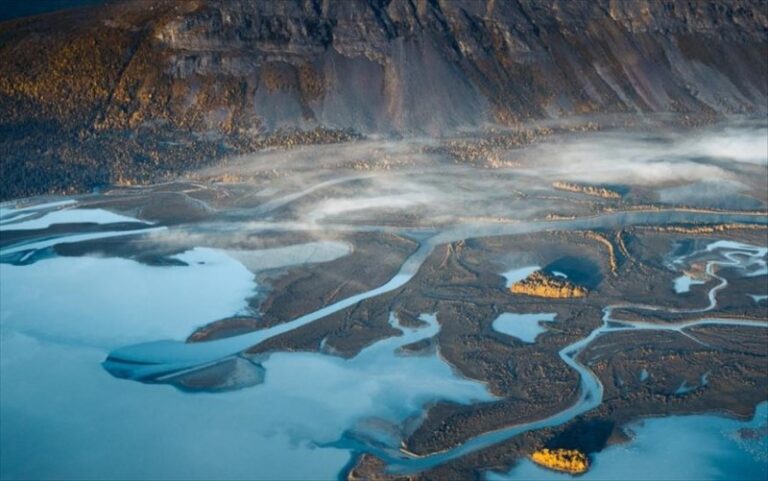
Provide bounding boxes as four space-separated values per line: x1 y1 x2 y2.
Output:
530 448 589 474
510 271 588 298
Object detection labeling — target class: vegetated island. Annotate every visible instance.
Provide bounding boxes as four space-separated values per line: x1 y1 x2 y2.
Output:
510 271 588 298
553 181 622 199
530 448 589 474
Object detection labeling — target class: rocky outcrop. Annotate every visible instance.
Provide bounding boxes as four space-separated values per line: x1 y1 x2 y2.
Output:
1 0 766 198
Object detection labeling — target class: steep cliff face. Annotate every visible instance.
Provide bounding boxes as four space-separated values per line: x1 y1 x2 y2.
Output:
0 0 766 198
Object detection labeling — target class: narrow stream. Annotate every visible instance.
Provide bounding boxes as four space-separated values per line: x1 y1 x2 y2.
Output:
101 209 766 381
369 241 768 474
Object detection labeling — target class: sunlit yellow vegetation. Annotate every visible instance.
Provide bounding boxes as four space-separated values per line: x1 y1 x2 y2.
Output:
553 181 621 199
510 271 588 298
530 448 589 474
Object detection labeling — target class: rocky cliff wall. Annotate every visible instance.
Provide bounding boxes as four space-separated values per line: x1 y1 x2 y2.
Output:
0 0 765 198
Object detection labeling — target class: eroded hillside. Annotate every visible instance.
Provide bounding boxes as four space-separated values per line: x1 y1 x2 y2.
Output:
1 0 766 199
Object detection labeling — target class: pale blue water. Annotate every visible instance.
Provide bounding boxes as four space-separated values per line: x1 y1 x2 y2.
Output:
673 274 706 293
487 403 768 481
0 199 76 220
0 207 140 230
0 207 493 480
0 313 493 480
0 248 257 348
492 313 557 343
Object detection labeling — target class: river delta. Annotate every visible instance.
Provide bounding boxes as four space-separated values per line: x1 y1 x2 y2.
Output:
1 120 767 480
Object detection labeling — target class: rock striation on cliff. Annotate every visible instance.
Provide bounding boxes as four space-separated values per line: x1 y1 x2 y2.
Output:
1 0 766 198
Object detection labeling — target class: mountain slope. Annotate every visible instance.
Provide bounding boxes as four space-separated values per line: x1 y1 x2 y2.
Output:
1 0 766 199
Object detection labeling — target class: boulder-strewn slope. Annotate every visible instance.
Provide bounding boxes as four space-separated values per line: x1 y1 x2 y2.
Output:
1 0 766 199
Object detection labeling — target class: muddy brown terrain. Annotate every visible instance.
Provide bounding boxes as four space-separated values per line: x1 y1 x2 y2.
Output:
344 226 767 480
148 219 763 475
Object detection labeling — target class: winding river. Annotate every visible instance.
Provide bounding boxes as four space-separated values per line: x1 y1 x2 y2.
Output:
350 239 768 474
101 209 766 379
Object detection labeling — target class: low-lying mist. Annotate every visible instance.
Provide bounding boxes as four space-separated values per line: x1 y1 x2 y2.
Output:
185 119 766 232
